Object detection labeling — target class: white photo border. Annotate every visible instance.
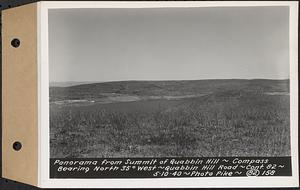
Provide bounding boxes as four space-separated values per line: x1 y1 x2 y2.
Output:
38 1 299 188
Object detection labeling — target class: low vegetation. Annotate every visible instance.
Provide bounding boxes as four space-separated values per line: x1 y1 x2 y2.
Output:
50 79 290 158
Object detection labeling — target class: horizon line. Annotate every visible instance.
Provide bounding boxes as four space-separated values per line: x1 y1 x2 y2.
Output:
50 78 290 83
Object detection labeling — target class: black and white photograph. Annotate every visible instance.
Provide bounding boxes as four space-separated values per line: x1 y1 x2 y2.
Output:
49 6 291 158
0 1 297 188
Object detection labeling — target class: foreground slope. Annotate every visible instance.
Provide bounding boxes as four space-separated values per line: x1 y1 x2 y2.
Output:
50 79 290 158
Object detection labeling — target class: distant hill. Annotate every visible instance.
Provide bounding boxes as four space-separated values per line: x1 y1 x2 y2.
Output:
49 79 289 102
50 81 103 87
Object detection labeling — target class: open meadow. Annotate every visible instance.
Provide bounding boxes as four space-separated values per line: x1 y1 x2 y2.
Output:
50 79 290 158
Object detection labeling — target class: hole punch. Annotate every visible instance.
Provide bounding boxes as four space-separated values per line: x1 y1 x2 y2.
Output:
11 38 20 48
13 141 22 151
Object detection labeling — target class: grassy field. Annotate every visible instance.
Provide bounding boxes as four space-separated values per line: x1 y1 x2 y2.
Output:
50 79 290 158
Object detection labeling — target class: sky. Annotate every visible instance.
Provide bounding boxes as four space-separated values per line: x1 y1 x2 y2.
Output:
49 6 289 82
